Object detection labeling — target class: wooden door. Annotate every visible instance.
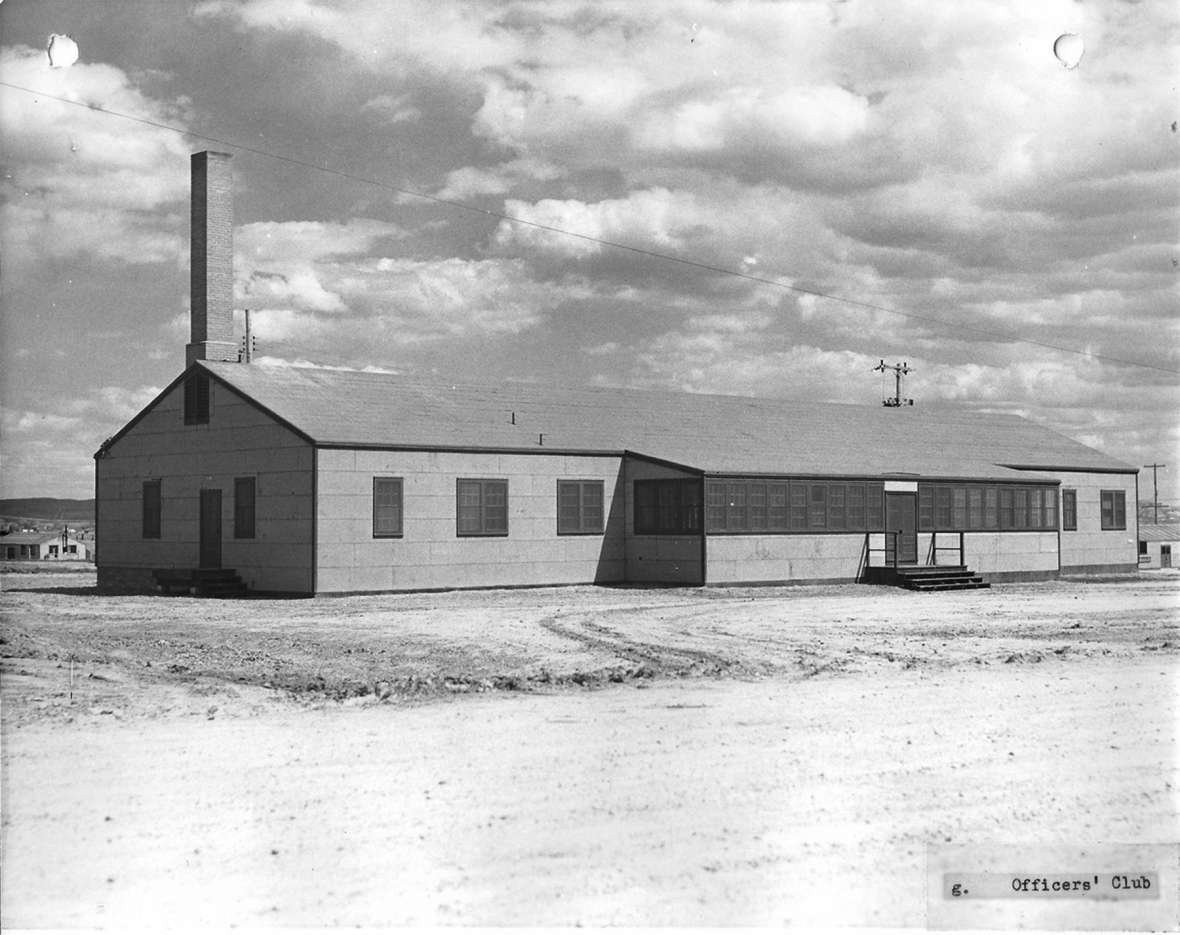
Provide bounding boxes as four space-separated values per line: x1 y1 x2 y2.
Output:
1163 545 1172 569
885 492 918 565
199 488 222 569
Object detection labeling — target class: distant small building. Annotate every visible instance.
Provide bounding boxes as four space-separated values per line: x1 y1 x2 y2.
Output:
1 531 91 562
1138 524 1179 569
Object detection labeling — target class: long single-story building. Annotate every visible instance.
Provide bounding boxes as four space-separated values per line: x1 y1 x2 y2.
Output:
2 531 90 562
92 152 1140 595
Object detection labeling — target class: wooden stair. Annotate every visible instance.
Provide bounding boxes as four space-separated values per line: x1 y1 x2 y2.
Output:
864 564 990 591
152 568 248 597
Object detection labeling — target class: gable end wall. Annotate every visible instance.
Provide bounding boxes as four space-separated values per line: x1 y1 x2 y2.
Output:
96 374 314 592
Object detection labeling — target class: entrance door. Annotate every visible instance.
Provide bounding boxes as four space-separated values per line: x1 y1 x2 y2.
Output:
199 488 222 569
1163 545 1173 569
885 492 918 565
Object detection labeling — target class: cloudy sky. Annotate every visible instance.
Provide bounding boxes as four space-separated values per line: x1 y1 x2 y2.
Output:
1 0 1177 502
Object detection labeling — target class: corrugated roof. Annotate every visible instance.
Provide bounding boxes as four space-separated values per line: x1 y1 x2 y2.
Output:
1139 524 1180 542
201 361 1135 480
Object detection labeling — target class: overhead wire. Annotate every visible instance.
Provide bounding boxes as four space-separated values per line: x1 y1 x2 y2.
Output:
2 79 1178 377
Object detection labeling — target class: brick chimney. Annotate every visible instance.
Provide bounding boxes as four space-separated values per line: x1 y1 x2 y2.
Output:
186 151 238 365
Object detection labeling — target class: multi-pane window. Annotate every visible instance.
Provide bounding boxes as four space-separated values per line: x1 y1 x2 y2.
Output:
788 484 807 528
372 477 403 538
457 479 507 536
919 483 1059 531
967 488 983 528
935 488 952 528
984 488 998 529
999 488 1014 529
828 485 845 529
808 485 827 528
952 488 967 528
142 479 161 538
1062 489 1077 530
634 478 701 535
847 485 865 529
1042 488 1057 529
183 372 210 425
768 484 788 528
234 476 256 539
704 480 885 533
1100 489 1126 530
748 484 766 530
1013 488 1028 529
557 480 604 535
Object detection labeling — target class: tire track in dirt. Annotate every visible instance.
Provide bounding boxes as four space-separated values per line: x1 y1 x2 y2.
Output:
539 609 769 678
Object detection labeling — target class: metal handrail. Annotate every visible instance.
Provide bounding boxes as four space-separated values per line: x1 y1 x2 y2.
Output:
865 530 901 568
931 530 965 566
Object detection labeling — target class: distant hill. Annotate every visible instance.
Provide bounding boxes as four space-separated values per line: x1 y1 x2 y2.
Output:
0 498 95 523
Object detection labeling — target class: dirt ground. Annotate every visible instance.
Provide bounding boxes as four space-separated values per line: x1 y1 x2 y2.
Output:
1 567 1177 927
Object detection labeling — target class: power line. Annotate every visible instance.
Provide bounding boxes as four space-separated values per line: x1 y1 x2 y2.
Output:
4 79 1179 378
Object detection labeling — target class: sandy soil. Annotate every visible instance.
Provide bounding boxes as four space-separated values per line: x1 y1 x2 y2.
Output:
1 569 1177 927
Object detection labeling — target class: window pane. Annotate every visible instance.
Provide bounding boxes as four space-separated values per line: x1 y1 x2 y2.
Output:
726 483 747 531
581 482 604 532
658 482 677 530
679 479 702 532
706 481 726 531
1063 489 1077 530
748 483 766 530
789 484 807 529
457 480 483 534
808 484 827 528
952 488 967 528
847 485 865 530
935 488 951 527
1014 488 1028 529
636 479 699 534
558 481 581 532
1043 487 1057 529
867 484 883 529
235 476 257 539
483 481 508 533
918 486 933 530
1029 489 1043 529
999 488 1014 529
967 488 983 529
635 481 657 533
768 484 788 529
828 485 845 529
142 480 161 539
984 487 998 529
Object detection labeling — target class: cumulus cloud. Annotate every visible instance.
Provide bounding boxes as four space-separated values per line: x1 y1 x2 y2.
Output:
231 219 557 356
0 384 161 498
0 45 191 268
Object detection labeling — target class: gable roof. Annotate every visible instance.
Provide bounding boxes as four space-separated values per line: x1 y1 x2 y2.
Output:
1 532 69 545
1140 523 1180 542
194 360 1134 481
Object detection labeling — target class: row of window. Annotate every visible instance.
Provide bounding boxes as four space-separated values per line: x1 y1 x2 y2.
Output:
142 477 255 539
642 478 1129 535
142 475 1130 540
375 478 605 537
703 480 885 533
917 483 1059 532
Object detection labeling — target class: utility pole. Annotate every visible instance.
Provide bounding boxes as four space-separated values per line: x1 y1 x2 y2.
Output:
872 360 914 407
1143 463 1166 524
